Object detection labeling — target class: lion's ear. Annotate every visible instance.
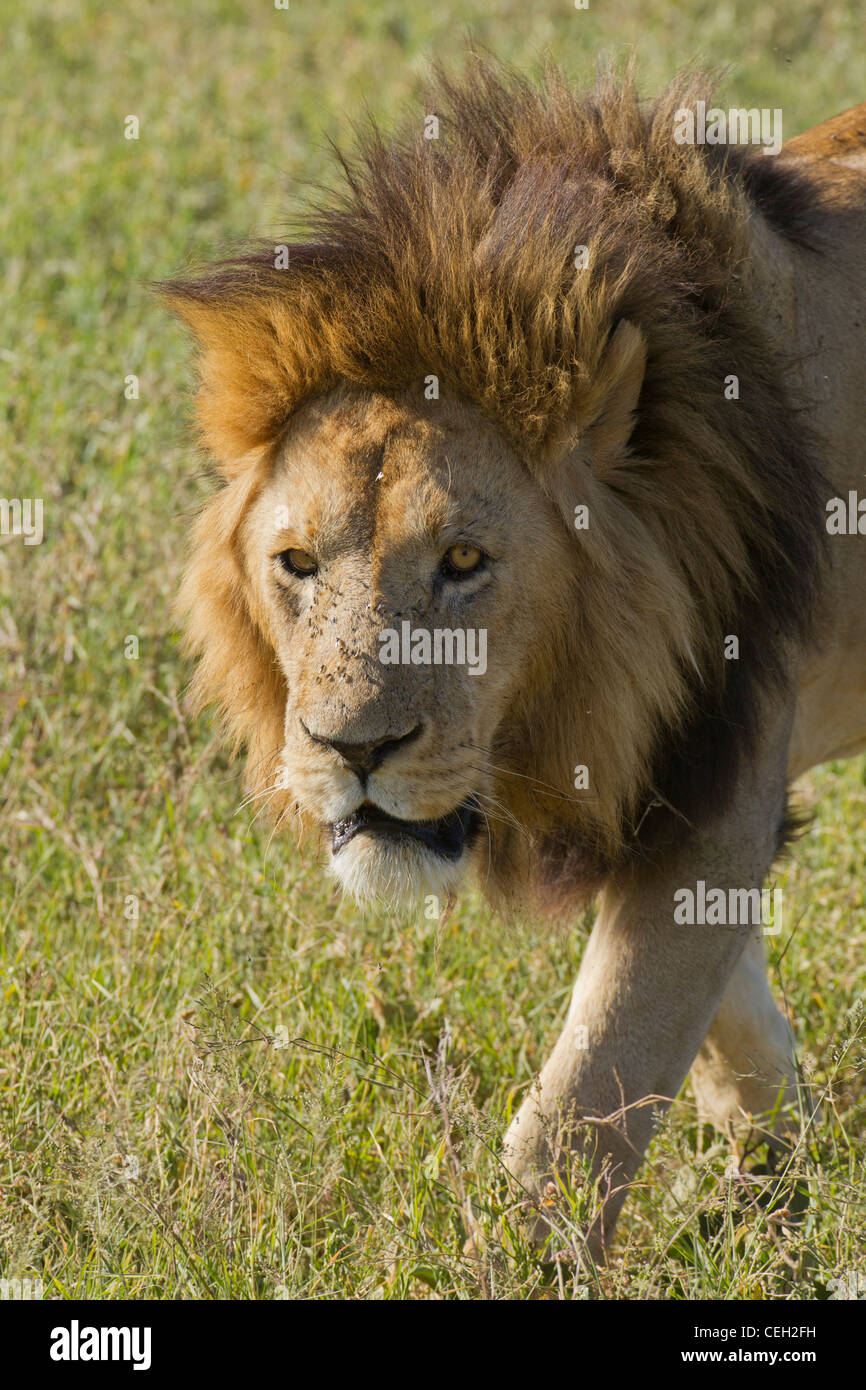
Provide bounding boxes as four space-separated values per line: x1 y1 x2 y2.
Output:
160 286 300 478
544 318 647 476
581 319 647 471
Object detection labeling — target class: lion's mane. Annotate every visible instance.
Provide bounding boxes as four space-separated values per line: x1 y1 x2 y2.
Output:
164 58 828 914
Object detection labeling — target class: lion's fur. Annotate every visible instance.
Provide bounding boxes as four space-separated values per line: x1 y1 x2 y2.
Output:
164 58 831 914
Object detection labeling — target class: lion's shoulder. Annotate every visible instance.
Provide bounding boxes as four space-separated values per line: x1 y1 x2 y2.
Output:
783 104 866 167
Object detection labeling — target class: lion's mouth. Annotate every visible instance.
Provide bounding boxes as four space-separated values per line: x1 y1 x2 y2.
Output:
331 799 480 861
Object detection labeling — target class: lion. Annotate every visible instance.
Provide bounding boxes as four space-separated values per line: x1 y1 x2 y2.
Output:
163 59 866 1255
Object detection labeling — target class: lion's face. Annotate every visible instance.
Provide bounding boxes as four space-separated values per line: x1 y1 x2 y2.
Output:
240 387 573 905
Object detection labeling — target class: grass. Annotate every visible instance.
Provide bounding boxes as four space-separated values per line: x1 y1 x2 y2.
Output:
1 0 865 1300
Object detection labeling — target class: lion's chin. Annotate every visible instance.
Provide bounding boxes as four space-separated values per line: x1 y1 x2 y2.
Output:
328 832 469 908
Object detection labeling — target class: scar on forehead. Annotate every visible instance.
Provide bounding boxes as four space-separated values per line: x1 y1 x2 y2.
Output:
282 391 484 523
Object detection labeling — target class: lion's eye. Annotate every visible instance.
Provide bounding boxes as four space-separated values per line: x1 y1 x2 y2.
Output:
278 548 318 577
442 544 484 577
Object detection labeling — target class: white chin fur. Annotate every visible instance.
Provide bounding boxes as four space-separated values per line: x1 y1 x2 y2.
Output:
328 832 467 907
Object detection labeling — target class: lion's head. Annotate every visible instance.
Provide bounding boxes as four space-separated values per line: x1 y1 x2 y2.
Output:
213 385 579 905
165 60 826 913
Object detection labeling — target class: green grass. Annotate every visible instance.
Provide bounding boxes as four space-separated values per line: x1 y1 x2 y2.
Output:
1 0 865 1300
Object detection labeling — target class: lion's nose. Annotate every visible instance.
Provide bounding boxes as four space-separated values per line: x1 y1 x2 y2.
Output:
301 721 423 781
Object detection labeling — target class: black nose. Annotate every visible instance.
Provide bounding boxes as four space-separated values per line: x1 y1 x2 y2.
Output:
302 721 423 781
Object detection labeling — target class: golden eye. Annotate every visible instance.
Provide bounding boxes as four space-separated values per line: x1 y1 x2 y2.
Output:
279 548 318 577
443 544 484 577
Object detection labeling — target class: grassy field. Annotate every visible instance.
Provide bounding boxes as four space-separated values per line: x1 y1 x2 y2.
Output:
1 0 865 1300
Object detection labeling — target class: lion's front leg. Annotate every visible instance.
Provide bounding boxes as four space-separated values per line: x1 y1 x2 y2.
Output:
502 711 794 1256
503 875 759 1254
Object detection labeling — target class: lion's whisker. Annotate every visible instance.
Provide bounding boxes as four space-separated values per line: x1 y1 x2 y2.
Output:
462 744 592 804
468 788 531 839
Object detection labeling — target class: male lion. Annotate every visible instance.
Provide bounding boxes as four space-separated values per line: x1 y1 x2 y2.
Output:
164 61 866 1253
